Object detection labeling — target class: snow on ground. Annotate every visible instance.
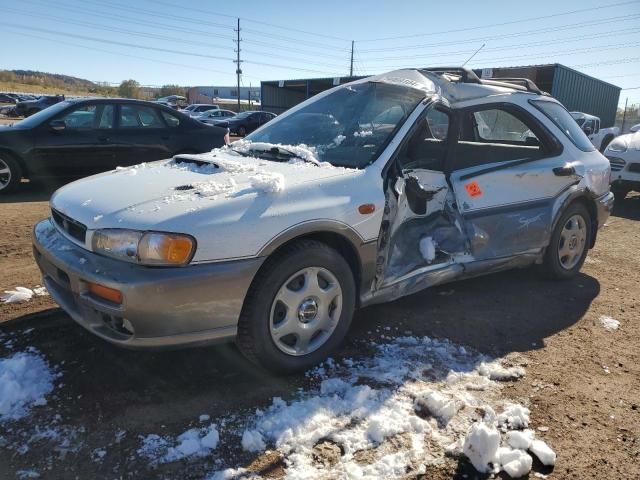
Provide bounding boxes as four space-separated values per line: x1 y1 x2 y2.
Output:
1 286 48 304
138 424 220 465
159 335 552 479
599 315 620 331
0 348 58 422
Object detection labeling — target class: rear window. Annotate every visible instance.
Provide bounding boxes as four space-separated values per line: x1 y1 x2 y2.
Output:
531 100 595 152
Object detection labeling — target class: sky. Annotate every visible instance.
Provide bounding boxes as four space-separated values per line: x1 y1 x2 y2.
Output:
2 0 639 105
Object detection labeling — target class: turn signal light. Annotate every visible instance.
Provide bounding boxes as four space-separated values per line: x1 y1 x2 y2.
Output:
358 204 376 214
87 282 123 305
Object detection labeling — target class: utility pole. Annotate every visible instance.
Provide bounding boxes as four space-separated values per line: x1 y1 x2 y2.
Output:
234 18 242 112
350 40 354 77
621 97 628 133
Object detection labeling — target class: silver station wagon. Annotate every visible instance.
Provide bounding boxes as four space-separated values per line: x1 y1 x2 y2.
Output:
33 68 614 372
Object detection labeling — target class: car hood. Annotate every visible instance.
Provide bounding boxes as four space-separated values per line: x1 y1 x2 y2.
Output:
612 131 640 151
50 148 362 231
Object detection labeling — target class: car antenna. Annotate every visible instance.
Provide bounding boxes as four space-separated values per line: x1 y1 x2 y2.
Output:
461 43 486 67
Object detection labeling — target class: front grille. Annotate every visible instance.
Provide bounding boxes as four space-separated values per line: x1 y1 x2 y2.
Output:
606 156 626 172
51 208 87 244
628 163 640 173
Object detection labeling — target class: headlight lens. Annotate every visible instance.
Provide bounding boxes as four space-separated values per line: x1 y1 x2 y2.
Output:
91 229 195 266
607 137 627 152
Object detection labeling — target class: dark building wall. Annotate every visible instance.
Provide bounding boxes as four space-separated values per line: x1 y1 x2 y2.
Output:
476 64 620 127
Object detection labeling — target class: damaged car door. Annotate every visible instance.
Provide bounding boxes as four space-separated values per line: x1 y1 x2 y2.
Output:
448 104 575 260
375 102 471 298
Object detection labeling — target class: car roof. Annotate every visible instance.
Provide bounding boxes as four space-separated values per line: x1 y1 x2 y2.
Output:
348 68 549 104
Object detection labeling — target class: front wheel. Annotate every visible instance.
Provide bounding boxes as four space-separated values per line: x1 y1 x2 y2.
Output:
236 240 356 373
0 154 22 193
543 203 591 280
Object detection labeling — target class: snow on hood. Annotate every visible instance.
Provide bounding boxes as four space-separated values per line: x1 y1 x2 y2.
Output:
50 146 359 231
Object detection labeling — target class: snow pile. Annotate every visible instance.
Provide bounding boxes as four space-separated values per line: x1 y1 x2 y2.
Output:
193 178 238 198
250 172 285 193
115 162 149 175
138 424 219 465
599 315 620 331
419 237 437 263
0 350 57 421
461 409 555 477
1 286 48 304
209 336 543 479
479 362 526 381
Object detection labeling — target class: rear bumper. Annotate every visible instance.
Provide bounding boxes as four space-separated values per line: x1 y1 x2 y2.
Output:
32 219 264 349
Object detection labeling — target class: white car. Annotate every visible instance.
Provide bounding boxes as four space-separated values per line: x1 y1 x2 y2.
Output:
195 108 236 124
33 68 613 372
604 130 640 199
571 111 619 151
182 104 220 117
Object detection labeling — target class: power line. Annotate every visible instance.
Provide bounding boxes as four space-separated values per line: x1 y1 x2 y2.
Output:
359 27 640 63
358 0 640 42
4 7 348 70
144 0 350 42
357 14 640 53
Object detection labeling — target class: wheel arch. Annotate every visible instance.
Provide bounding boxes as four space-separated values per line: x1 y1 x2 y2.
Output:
256 221 376 306
551 189 599 249
0 148 27 178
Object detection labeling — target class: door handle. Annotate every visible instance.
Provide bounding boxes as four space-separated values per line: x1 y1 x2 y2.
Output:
98 136 110 142
553 166 576 176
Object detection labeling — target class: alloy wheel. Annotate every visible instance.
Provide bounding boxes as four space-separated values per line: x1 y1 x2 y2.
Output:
558 214 587 270
0 158 12 191
269 266 343 356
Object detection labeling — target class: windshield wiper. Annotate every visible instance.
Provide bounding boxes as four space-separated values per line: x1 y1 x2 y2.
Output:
229 147 252 157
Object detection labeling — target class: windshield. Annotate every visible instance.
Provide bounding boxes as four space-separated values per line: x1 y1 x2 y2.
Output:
244 82 425 168
13 101 72 128
233 111 252 119
183 105 195 111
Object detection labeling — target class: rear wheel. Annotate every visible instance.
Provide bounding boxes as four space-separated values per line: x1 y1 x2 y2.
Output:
237 126 247 137
236 240 355 373
0 154 22 193
543 203 591 280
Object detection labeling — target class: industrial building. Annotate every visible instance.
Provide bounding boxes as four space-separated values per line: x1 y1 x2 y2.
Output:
187 85 261 106
260 64 621 126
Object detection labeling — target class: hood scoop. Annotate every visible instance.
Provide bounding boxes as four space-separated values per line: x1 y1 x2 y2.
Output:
171 156 220 173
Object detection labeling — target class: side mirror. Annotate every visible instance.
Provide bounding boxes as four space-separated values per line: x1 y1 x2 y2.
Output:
49 119 66 131
583 126 593 136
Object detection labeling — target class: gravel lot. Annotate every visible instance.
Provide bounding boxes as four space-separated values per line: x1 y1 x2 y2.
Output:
0 182 638 479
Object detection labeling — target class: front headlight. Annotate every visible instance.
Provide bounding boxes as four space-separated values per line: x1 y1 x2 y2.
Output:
607 137 628 152
91 229 195 266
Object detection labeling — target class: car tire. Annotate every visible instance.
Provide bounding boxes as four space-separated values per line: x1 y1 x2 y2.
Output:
237 126 247 137
543 202 591 280
236 240 356 374
0 153 22 193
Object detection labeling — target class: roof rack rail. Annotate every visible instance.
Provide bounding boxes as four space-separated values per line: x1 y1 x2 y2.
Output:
422 67 482 84
482 77 542 94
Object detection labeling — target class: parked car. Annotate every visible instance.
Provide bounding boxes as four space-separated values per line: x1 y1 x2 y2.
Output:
0 98 226 192
603 130 640 199
15 95 66 117
32 68 613 373
0 94 18 104
211 110 277 136
182 104 220 117
629 123 640 133
571 112 618 152
196 109 236 125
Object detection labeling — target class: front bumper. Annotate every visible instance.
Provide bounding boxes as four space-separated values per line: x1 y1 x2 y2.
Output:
32 219 264 349
596 191 615 227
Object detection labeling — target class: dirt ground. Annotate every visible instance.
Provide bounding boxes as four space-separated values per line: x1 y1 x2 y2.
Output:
1 182 639 479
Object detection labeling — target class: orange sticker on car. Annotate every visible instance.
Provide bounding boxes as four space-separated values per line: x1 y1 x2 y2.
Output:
464 181 482 198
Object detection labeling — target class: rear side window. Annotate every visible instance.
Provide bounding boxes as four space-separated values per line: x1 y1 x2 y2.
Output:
531 100 595 152
161 110 181 127
119 105 164 128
